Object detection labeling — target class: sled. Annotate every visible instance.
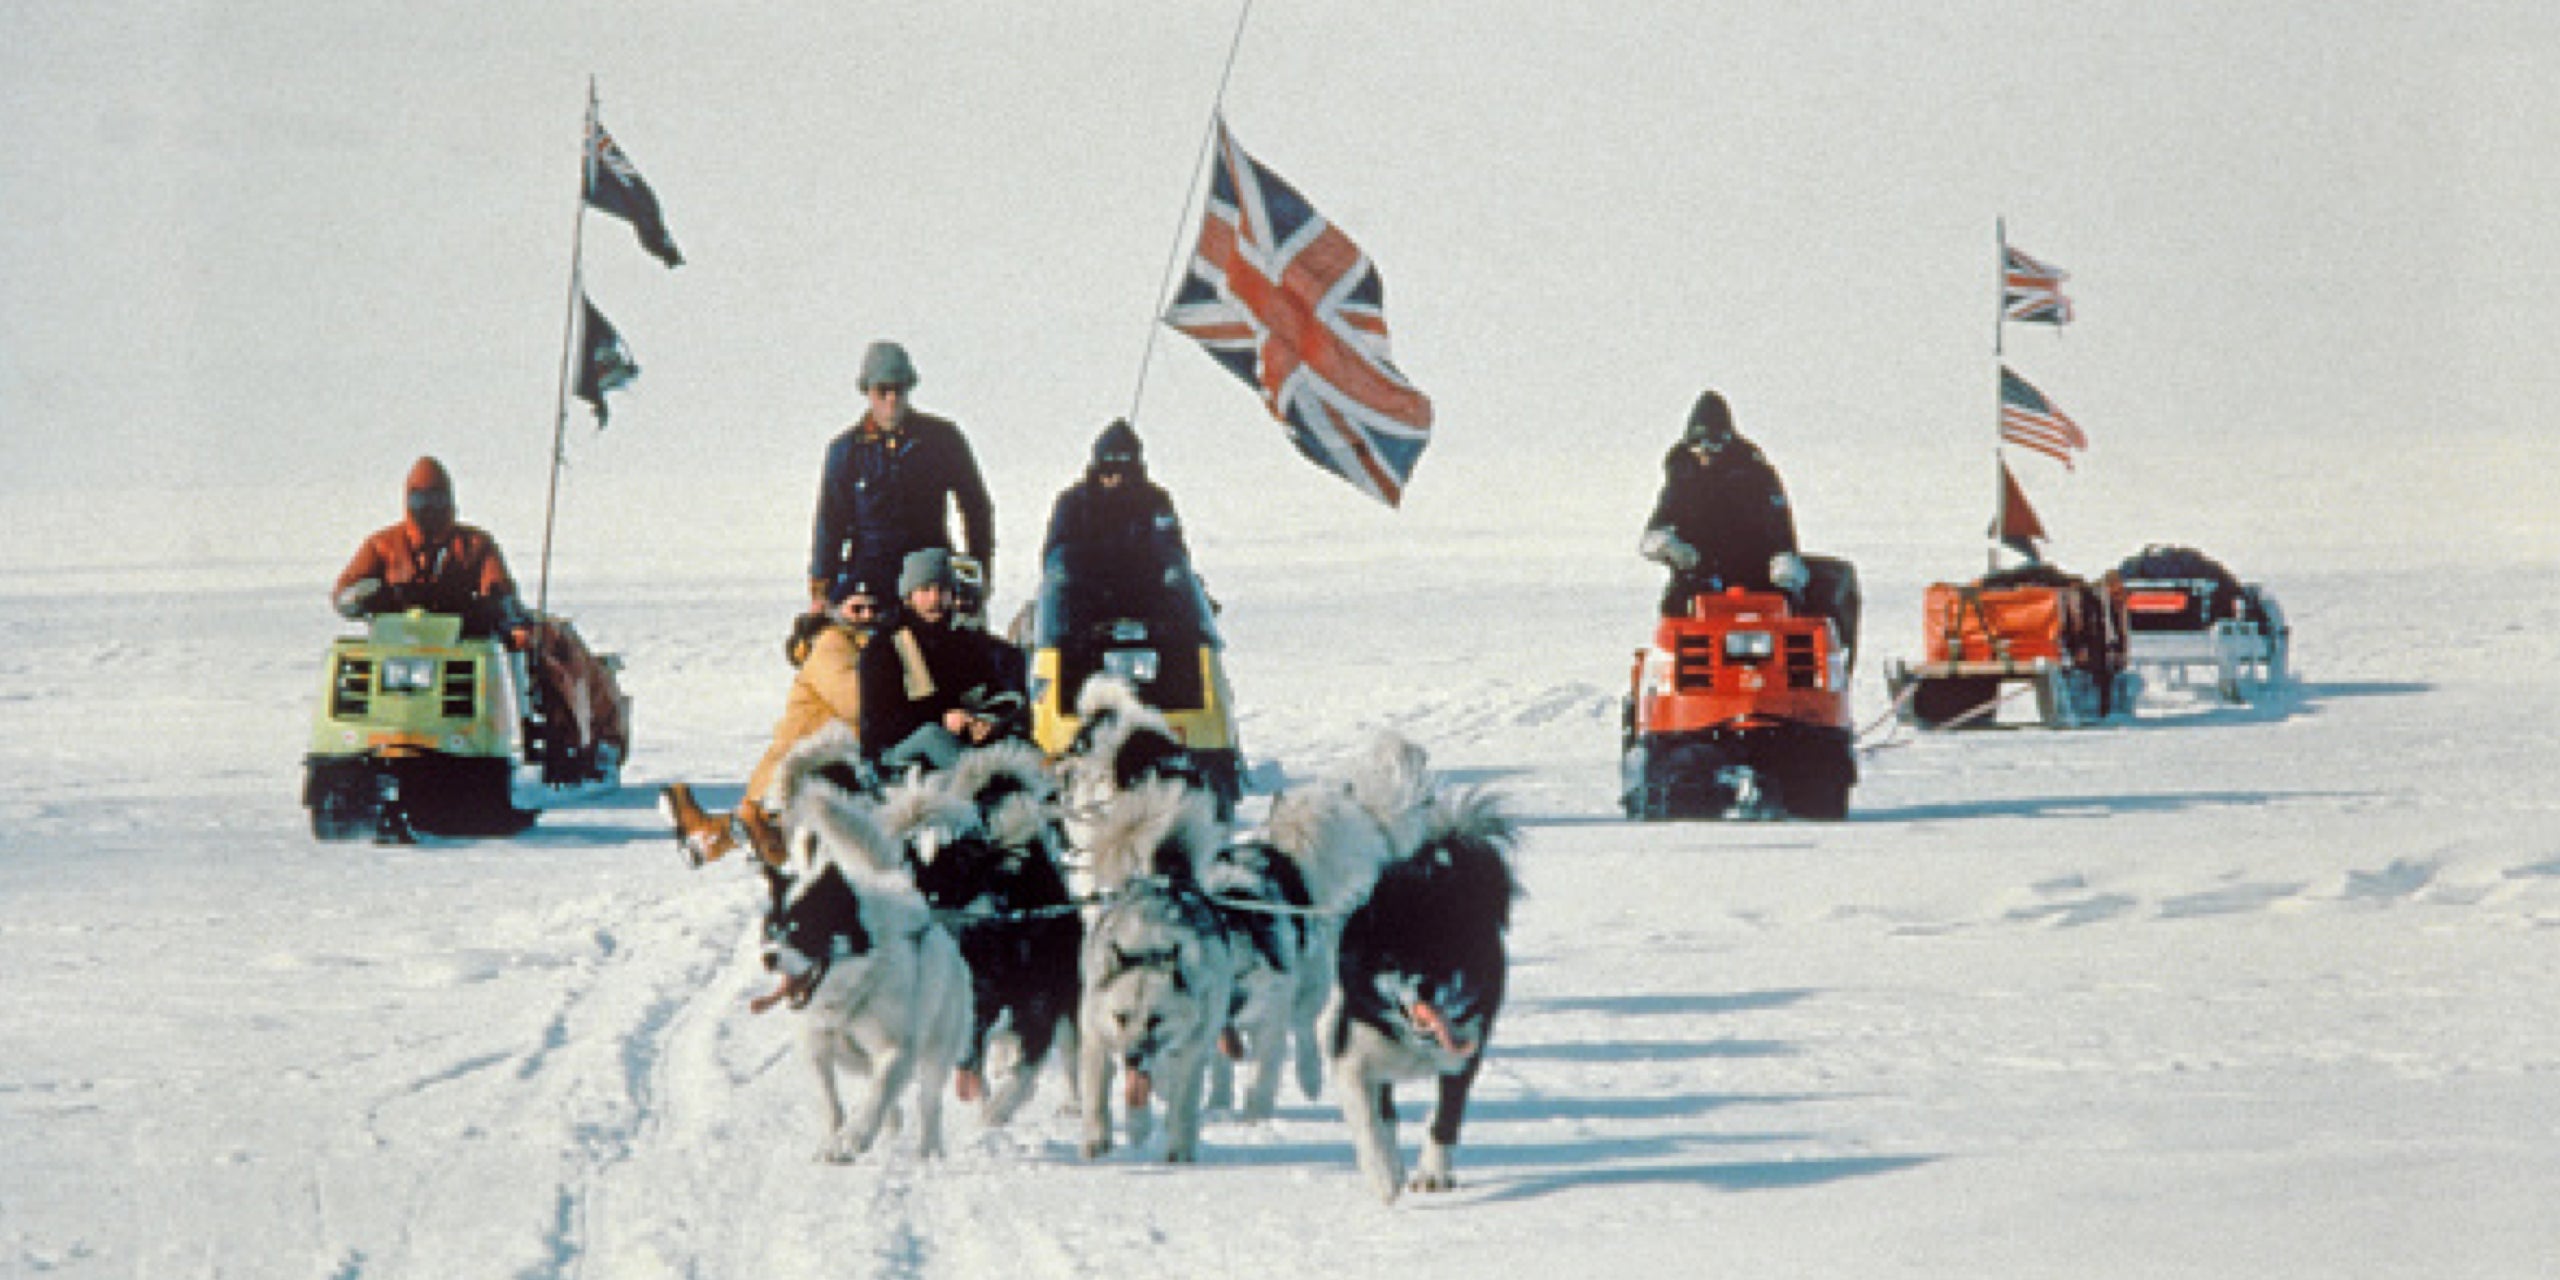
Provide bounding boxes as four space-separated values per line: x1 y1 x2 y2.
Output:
1021 542 1244 812
302 610 630 841
1885 567 2129 730
2114 544 2289 704
1621 577 1858 821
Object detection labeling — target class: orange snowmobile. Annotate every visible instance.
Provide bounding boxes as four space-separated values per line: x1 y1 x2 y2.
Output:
1620 566 1858 821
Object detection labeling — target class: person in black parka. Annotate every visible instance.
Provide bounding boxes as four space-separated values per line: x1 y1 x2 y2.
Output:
1641 390 1804 613
1640 389 1861 663
1040 418 1192 580
859 549 1027 775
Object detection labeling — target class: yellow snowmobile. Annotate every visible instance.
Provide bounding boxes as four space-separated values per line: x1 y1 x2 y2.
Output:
303 610 628 841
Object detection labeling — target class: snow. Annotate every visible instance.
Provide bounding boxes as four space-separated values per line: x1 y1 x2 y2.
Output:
5 504 2558 1277
7 3 2560 1276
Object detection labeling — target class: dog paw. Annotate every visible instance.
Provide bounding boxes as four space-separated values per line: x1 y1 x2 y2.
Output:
1080 1135 1112 1160
1406 1170 1457 1194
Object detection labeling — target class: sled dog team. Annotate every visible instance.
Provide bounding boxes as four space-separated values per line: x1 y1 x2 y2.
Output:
718 677 1519 1202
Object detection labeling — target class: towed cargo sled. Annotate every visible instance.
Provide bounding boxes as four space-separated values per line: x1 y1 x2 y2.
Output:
1885 565 2129 729
2114 544 2288 704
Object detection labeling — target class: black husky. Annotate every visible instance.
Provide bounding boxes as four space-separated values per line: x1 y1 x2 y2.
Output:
1325 787 1520 1202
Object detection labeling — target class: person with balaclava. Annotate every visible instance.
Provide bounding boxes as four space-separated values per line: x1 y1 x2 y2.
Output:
1040 418 1192 580
1639 390 1807 617
333 456 527 637
807 340 996 615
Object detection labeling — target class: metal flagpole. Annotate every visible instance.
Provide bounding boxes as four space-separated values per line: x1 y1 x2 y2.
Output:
1991 217 2006 571
536 78 598 622
1127 0 1258 426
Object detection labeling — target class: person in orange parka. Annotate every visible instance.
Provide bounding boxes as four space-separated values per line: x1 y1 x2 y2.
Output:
333 456 528 638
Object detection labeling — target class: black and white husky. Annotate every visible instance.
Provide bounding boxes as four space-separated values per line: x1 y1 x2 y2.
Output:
1073 781 1238 1162
1201 779 1395 1117
1325 773 1521 1202
876 742 1082 1127
751 805 973 1163
1055 677 1215 901
767 722 896 874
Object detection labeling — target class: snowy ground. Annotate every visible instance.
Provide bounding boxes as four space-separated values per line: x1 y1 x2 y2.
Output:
3 491 2557 1280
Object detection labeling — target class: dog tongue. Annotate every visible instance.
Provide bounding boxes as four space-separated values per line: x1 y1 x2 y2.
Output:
954 1068 985 1103
1218 1028 1244 1061
1124 1070 1152 1108
1411 1002 1477 1057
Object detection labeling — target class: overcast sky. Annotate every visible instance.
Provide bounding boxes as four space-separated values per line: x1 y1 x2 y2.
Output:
4 2 2554 580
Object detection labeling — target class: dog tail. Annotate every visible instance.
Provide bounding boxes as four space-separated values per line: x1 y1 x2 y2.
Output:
875 768 979 857
1343 729 1436 852
1400 784 1522 932
769 721 874 819
1261 783 1396 915
945 740 1058 854
789 784 911 881
1073 673 1153 730
1083 777 1223 891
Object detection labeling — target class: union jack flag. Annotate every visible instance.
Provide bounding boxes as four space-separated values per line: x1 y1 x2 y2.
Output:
1165 116 1432 507
1999 366 2088 469
2002 245 2072 325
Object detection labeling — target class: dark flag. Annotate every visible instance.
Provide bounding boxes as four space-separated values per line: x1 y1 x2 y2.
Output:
1991 459 2048 561
585 118 684 268
574 295 639 426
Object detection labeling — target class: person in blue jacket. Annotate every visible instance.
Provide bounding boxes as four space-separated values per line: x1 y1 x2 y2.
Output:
807 341 995 613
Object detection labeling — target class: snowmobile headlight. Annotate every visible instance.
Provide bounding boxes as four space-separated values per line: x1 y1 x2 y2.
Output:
1109 619 1149 643
1724 631 1776 661
379 656 439 693
1103 648 1160 684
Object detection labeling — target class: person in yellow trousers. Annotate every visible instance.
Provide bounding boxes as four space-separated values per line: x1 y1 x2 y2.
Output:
659 578 883 866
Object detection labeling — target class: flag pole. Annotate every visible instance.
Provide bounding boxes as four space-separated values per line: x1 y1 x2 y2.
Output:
1127 0 1258 426
536 78 598 622
1991 217 2007 571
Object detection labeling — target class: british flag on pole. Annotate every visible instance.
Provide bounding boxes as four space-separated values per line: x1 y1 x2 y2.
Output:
1165 115 1433 506
2001 245 2072 325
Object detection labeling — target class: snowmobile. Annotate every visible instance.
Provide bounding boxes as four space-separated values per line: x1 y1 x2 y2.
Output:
1884 565 2129 729
2114 544 2288 703
302 609 629 841
1621 566 1859 821
1021 541 1244 812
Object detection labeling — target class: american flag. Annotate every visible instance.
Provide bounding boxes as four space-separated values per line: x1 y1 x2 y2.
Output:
2002 245 2072 325
1164 116 1432 507
1999 366 2088 469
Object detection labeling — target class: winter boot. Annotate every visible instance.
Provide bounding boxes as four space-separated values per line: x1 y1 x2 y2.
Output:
735 803 786 867
658 784 737 867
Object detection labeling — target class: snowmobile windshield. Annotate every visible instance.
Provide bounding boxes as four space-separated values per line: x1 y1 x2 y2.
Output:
1032 542 1219 652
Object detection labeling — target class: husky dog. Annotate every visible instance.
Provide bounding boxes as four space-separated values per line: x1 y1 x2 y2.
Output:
1325 777 1521 1202
752 809 973 1163
767 722 899 875
1199 780 1394 1117
1074 781 1237 1162
1055 677 1215 900
877 742 1082 1126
